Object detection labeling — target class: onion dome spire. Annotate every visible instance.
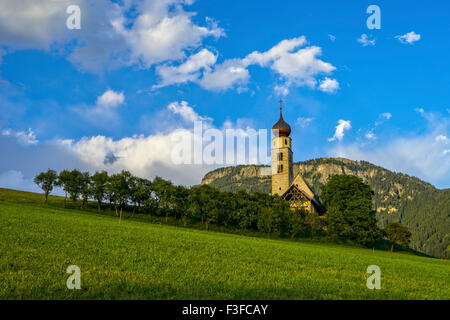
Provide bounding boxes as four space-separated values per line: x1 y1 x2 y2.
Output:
272 99 291 137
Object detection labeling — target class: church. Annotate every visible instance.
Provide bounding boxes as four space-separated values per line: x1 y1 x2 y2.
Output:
271 103 322 213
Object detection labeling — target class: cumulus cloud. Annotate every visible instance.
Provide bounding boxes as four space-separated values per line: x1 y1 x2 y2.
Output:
167 101 211 123
318 77 339 93
395 31 421 44
0 100 267 189
0 0 73 50
170 36 338 93
357 34 375 46
73 89 126 125
96 89 125 108
0 0 224 72
114 1 224 68
57 101 269 185
380 112 392 120
1 127 38 146
0 2 337 94
328 120 351 142
154 49 217 88
199 59 250 91
244 38 336 89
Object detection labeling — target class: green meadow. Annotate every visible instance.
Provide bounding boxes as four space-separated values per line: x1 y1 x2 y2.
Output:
0 188 449 299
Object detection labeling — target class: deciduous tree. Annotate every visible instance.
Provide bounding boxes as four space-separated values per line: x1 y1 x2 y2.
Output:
384 222 412 252
33 169 58 204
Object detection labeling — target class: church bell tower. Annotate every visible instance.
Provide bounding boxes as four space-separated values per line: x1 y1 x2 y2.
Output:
271 100 293 196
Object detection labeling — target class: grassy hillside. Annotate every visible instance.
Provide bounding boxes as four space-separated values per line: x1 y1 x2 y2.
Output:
201 158 450 259
0 189 449 299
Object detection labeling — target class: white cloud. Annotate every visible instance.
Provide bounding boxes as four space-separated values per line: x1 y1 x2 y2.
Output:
318 77 339 93
328 110 450 188
380 112 392 120
245 39 336 88
96 89 125 108
328 120 351 142
435 134 450 143
395 31 421 44
196 36 337 93
1 128 38 145
243 37 307 67
73 89 126 125
0 2 337 93
0 0 224 72
357 34 375 46
0 0 73 50
56 101 268 186
167 101 211 123
199 59 250 91
328 34 336 42
329 133 450 187
296 117 314 128
114 1 224 68
365 131 376 140
274 84 290 97
154 49 217 88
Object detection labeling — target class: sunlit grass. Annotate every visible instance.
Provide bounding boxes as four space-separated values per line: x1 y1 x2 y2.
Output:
0 188 449 299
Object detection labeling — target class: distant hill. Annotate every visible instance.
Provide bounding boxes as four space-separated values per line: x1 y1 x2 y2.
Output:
201 158 450 259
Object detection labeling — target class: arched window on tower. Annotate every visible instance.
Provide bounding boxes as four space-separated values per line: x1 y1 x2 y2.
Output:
278 152 283 161
277 164 283 173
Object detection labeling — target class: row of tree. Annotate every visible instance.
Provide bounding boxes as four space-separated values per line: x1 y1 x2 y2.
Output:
34 169 411 249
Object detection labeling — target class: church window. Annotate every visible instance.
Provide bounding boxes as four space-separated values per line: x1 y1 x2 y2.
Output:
277 164 283 173
285 139 288 145
278 152 283 161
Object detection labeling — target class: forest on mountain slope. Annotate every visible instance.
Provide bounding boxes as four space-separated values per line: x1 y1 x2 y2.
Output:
201 158 449 259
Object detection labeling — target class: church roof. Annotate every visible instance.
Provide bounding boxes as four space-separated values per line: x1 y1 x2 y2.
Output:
291 174 315 200
282 183 323 212
272 107 291 137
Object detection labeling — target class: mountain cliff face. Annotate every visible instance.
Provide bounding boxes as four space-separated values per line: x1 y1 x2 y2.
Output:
201 158 449 259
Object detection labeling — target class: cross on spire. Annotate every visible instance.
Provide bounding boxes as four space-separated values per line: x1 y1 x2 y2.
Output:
279 99 283 110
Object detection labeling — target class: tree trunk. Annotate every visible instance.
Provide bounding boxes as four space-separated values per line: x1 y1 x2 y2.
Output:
97 201 101 212
64 193 67 208
390 243 395 252
205 220 209 230
165 211 169 223
45 193 48 205
115 207 118 217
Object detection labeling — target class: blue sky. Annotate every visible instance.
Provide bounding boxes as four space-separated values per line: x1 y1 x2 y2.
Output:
0 0 449 190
